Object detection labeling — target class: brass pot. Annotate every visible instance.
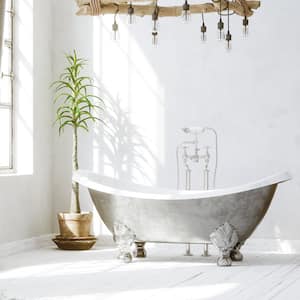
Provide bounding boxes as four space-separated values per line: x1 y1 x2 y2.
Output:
57 212 93 237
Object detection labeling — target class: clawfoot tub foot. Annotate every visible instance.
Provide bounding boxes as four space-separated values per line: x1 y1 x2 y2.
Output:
113 222 136 263
230 242 244 262
134 241 147 258
118 252 133 263
217 249 232 266
210 222 239 267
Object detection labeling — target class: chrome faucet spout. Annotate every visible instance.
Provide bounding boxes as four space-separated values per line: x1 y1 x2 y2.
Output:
177 126 218 190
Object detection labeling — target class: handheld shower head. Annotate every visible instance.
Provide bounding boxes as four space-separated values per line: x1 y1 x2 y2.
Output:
182 127 206 135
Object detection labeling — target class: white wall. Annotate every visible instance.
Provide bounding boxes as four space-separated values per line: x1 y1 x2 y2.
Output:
52 0 300 239
0 0 53 243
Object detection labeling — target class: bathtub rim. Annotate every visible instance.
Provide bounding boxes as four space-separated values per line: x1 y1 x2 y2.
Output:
73 170 291 201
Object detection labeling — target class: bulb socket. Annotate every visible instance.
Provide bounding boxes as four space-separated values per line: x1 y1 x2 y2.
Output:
182 1 190 11
218 18 224 30
243 16 249 26
128 4 134 15
225 31 232 41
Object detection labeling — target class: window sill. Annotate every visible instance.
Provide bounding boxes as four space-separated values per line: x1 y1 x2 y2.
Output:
0 168 14 175
0 169 32 177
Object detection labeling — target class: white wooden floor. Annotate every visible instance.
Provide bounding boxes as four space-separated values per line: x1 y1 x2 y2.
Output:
0 241 300 300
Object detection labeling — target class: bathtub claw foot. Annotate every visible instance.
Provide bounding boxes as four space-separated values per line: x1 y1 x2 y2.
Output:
230 242 244 262
113 222 135 263
210 222 239 267
134 241 147 258
218 250 232 267
230 249 243 262
119 252 133 263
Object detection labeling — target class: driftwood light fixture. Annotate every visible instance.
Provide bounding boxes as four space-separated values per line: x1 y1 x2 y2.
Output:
75 0 261 48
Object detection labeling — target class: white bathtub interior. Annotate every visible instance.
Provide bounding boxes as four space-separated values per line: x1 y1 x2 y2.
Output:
74 170 291 200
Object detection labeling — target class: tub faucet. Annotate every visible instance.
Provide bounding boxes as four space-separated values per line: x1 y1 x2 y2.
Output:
177 126 219 257
180 126 218 189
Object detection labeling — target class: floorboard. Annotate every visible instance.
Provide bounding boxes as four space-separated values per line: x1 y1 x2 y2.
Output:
0 242 300 300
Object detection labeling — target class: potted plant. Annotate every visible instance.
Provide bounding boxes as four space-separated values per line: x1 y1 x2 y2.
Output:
51 50 104 249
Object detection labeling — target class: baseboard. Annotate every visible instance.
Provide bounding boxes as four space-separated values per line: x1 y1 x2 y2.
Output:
0 234 115 258
95 234 115 247
245 238 300 254
0 235 299 257
0 234 54 258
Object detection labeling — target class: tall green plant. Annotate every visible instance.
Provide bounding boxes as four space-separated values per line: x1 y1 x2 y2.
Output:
51 50 104 213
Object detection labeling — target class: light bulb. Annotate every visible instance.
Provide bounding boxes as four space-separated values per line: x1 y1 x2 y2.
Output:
128 3 135 24
152 20 158 46
201 22 207 42
128 14 135 25
217 17 224 40
151 4 159 46
225 30 232 51
152 30 158 45
112 20 119 41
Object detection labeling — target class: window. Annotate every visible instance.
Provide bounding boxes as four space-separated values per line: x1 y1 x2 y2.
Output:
0 0 14 170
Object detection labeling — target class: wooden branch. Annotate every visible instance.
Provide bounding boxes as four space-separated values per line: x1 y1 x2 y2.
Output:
235 0 252 16
212 0 230 12
76 0 260 18
76 0 151 4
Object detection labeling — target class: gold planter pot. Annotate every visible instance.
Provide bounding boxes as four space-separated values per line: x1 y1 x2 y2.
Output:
57 211 93 238
52 235 97 251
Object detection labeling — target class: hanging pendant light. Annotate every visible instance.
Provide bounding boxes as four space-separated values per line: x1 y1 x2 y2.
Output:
217 0 224 40
243 16 249 36
225 2 232 50
201 12 207 42
217 17 224 40
112 5 119 41
76 0 261 49
128 2 135 24
182 0 191 23
152 2 159 45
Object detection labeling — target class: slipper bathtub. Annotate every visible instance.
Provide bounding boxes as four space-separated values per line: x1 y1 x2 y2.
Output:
73 170 291 266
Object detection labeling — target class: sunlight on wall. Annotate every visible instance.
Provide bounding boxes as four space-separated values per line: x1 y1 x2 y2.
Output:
91 16 165 235
14 0 33 174
92 16 165 187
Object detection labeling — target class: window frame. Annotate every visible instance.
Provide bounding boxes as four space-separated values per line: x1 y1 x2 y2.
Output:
0 0 14 171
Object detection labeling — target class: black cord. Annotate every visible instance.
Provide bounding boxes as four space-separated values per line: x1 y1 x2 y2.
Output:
227 1 230 32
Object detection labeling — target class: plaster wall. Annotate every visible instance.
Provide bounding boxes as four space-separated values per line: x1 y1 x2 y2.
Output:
52 0 300 240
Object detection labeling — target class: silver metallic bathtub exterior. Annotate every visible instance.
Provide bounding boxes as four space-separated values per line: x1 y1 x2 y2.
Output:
77 173 289 244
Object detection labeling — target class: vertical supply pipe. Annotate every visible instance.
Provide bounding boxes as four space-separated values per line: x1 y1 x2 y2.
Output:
185 157 192 256
179 127 218 257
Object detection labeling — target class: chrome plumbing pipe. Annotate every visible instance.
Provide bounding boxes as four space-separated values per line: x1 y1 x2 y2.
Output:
177 127 219 256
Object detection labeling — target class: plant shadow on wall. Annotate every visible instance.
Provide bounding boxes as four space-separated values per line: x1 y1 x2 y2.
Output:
92 88 158 185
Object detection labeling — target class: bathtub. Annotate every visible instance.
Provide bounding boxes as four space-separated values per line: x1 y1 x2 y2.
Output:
73 170 291 266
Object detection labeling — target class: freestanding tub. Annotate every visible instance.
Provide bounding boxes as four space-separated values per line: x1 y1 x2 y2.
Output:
73 170 291 266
